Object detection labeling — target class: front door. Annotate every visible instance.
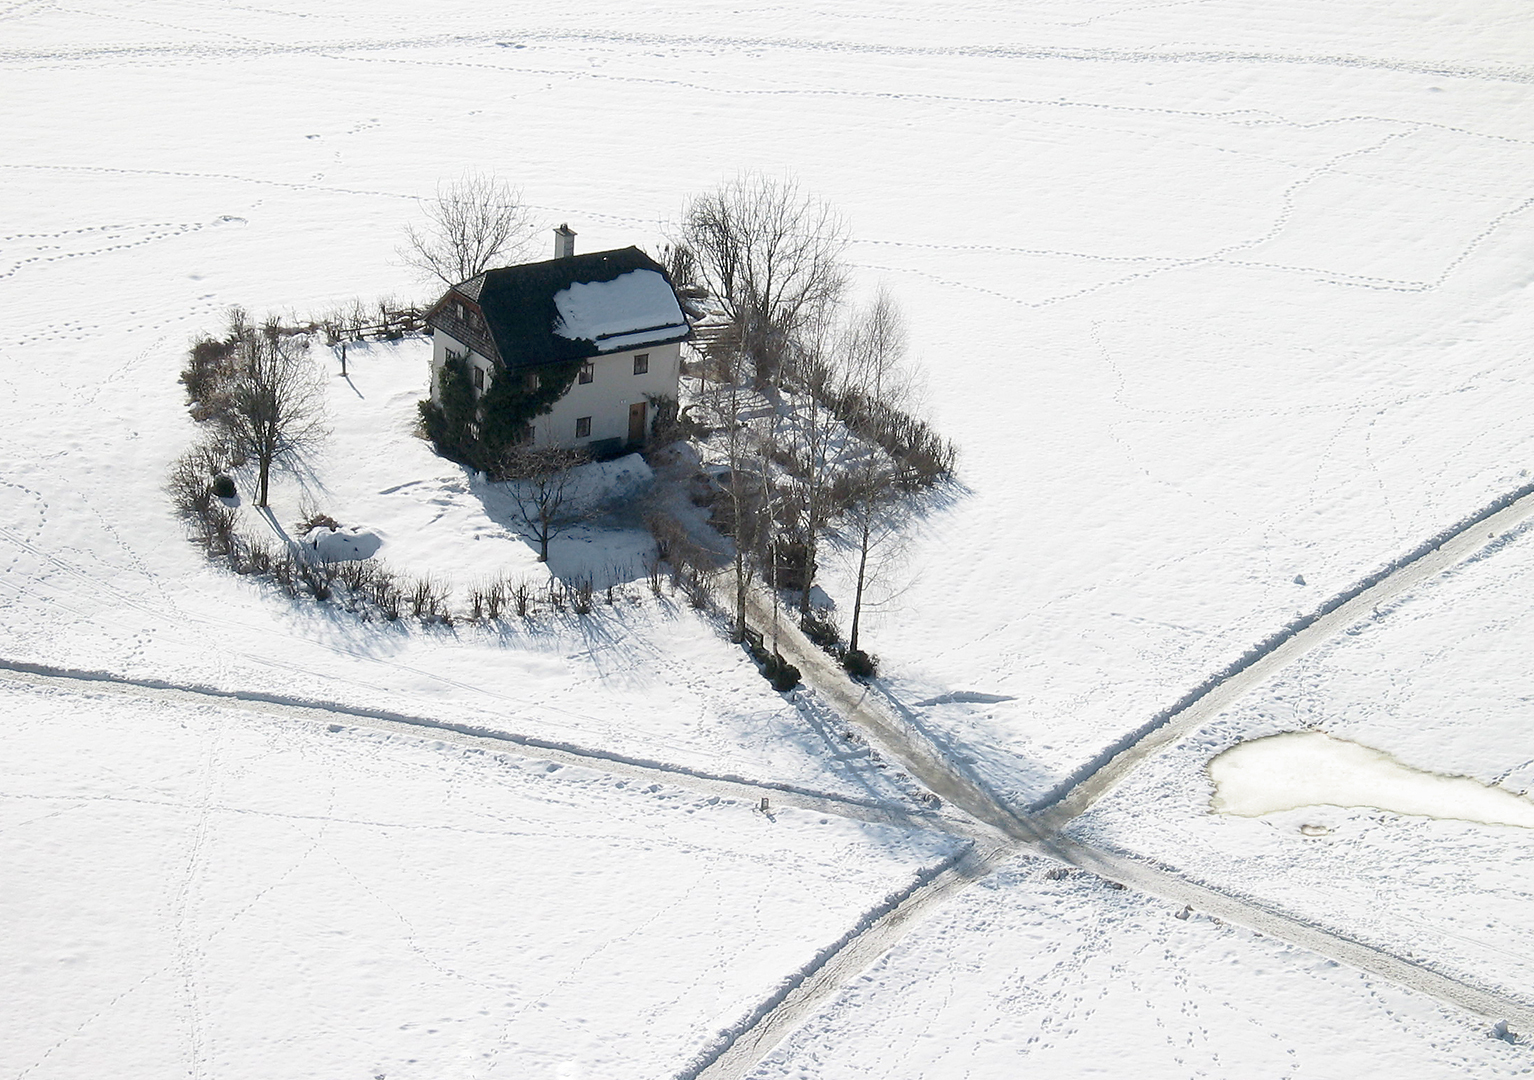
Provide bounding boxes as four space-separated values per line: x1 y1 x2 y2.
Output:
627 401 647 445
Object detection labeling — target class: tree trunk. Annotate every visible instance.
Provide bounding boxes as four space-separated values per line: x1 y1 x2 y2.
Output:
257 455 271 508
849 517 870 653
734 547 747 641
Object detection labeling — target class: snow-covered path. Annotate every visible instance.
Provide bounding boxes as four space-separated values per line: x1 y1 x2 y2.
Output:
723 486 1534 1071
1037 475 1534 826
0 660 984 842
7 1 1534 1075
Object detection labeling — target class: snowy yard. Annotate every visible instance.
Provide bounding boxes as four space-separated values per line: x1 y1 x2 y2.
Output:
1069 523 1534 1001
4 0 1534 1075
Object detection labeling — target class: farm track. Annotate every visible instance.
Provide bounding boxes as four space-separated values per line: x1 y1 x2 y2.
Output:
1035 476 1534 826
695 479 1534 1075
9 476 1534 1080
3 29 1533 87
679 840 1017 1080
0 660 987 843
4 5 1533 1072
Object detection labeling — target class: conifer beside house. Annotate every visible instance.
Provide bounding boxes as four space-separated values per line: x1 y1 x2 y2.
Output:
422 226 691 465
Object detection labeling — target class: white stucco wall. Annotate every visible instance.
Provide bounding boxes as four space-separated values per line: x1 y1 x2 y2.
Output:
532 342 682 449
428 331 495 402
428 332 681 449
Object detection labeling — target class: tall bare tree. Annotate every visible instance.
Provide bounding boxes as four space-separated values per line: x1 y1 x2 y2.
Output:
401 173 537 286
218 314 329 508
784 314 844 616
498 445 589 562
677 173 848 388
838 291 913 663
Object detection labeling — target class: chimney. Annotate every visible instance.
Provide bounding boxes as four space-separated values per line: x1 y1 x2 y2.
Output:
554 223 576 259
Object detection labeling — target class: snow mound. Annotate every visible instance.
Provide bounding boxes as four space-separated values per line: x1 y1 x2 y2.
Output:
301 525 382 562
1208 731 1534 829
566 452 655 512
552 269 688 352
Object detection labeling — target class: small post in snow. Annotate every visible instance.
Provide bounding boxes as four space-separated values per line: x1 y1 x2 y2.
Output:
759 797 770 814
339 340 348 377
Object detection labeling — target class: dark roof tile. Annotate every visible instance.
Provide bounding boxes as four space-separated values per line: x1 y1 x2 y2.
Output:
433 247 690 370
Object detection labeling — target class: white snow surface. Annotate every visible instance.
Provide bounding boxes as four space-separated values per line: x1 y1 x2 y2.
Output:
551 268 687 350
300 524 382 562
746 857 1529 1080
1069 523 1534 1000
5 0 1534 1075
0 676 959 1080
1209 730 1534 827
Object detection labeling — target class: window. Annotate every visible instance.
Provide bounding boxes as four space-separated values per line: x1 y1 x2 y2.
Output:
575 416 592 439
524 371 540 391
472 366 485 390
633 353 649 375
578 362 594 385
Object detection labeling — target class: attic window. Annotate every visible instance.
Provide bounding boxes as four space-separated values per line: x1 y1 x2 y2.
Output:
633 353 649 375
578 362 594 385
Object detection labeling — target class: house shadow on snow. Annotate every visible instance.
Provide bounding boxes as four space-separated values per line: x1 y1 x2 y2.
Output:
465 452 665 587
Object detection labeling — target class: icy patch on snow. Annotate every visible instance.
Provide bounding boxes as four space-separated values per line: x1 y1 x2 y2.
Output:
916 691 1017 707
552 269 687 350
1209 731 1534 829
300 525 381 561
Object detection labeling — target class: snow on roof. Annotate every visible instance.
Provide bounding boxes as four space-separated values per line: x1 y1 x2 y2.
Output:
552 268 689 353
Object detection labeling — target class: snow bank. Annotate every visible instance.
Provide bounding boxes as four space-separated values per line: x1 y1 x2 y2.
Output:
559 450 653 512
300 524 381 561
552 269 687 350
1209 731 1534 829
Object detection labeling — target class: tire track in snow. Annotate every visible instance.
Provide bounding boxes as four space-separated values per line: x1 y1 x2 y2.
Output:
1034 477 1534 824
1053 837 1534 1032
676 841 1015 1080
704 483 1534 1072
0 161 418 205
3 29 1532 85
0 661 985 843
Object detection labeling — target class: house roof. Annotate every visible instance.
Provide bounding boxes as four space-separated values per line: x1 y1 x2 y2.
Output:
438 247 690 369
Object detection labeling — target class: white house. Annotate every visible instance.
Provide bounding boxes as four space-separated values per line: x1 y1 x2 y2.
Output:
424 226 691 456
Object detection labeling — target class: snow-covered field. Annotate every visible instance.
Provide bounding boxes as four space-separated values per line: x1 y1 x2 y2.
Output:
5 0 1534 1075
1 675 960 1080
745 854 1531 1079
1068 520 1534 1005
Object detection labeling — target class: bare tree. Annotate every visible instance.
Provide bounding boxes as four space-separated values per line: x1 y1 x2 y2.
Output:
838 291 913 664
843 287 912 414
677 173 848 388
720 380 762 640
401 173 537 286
217 314 329 508
498 445 590 562
784 314 844 615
